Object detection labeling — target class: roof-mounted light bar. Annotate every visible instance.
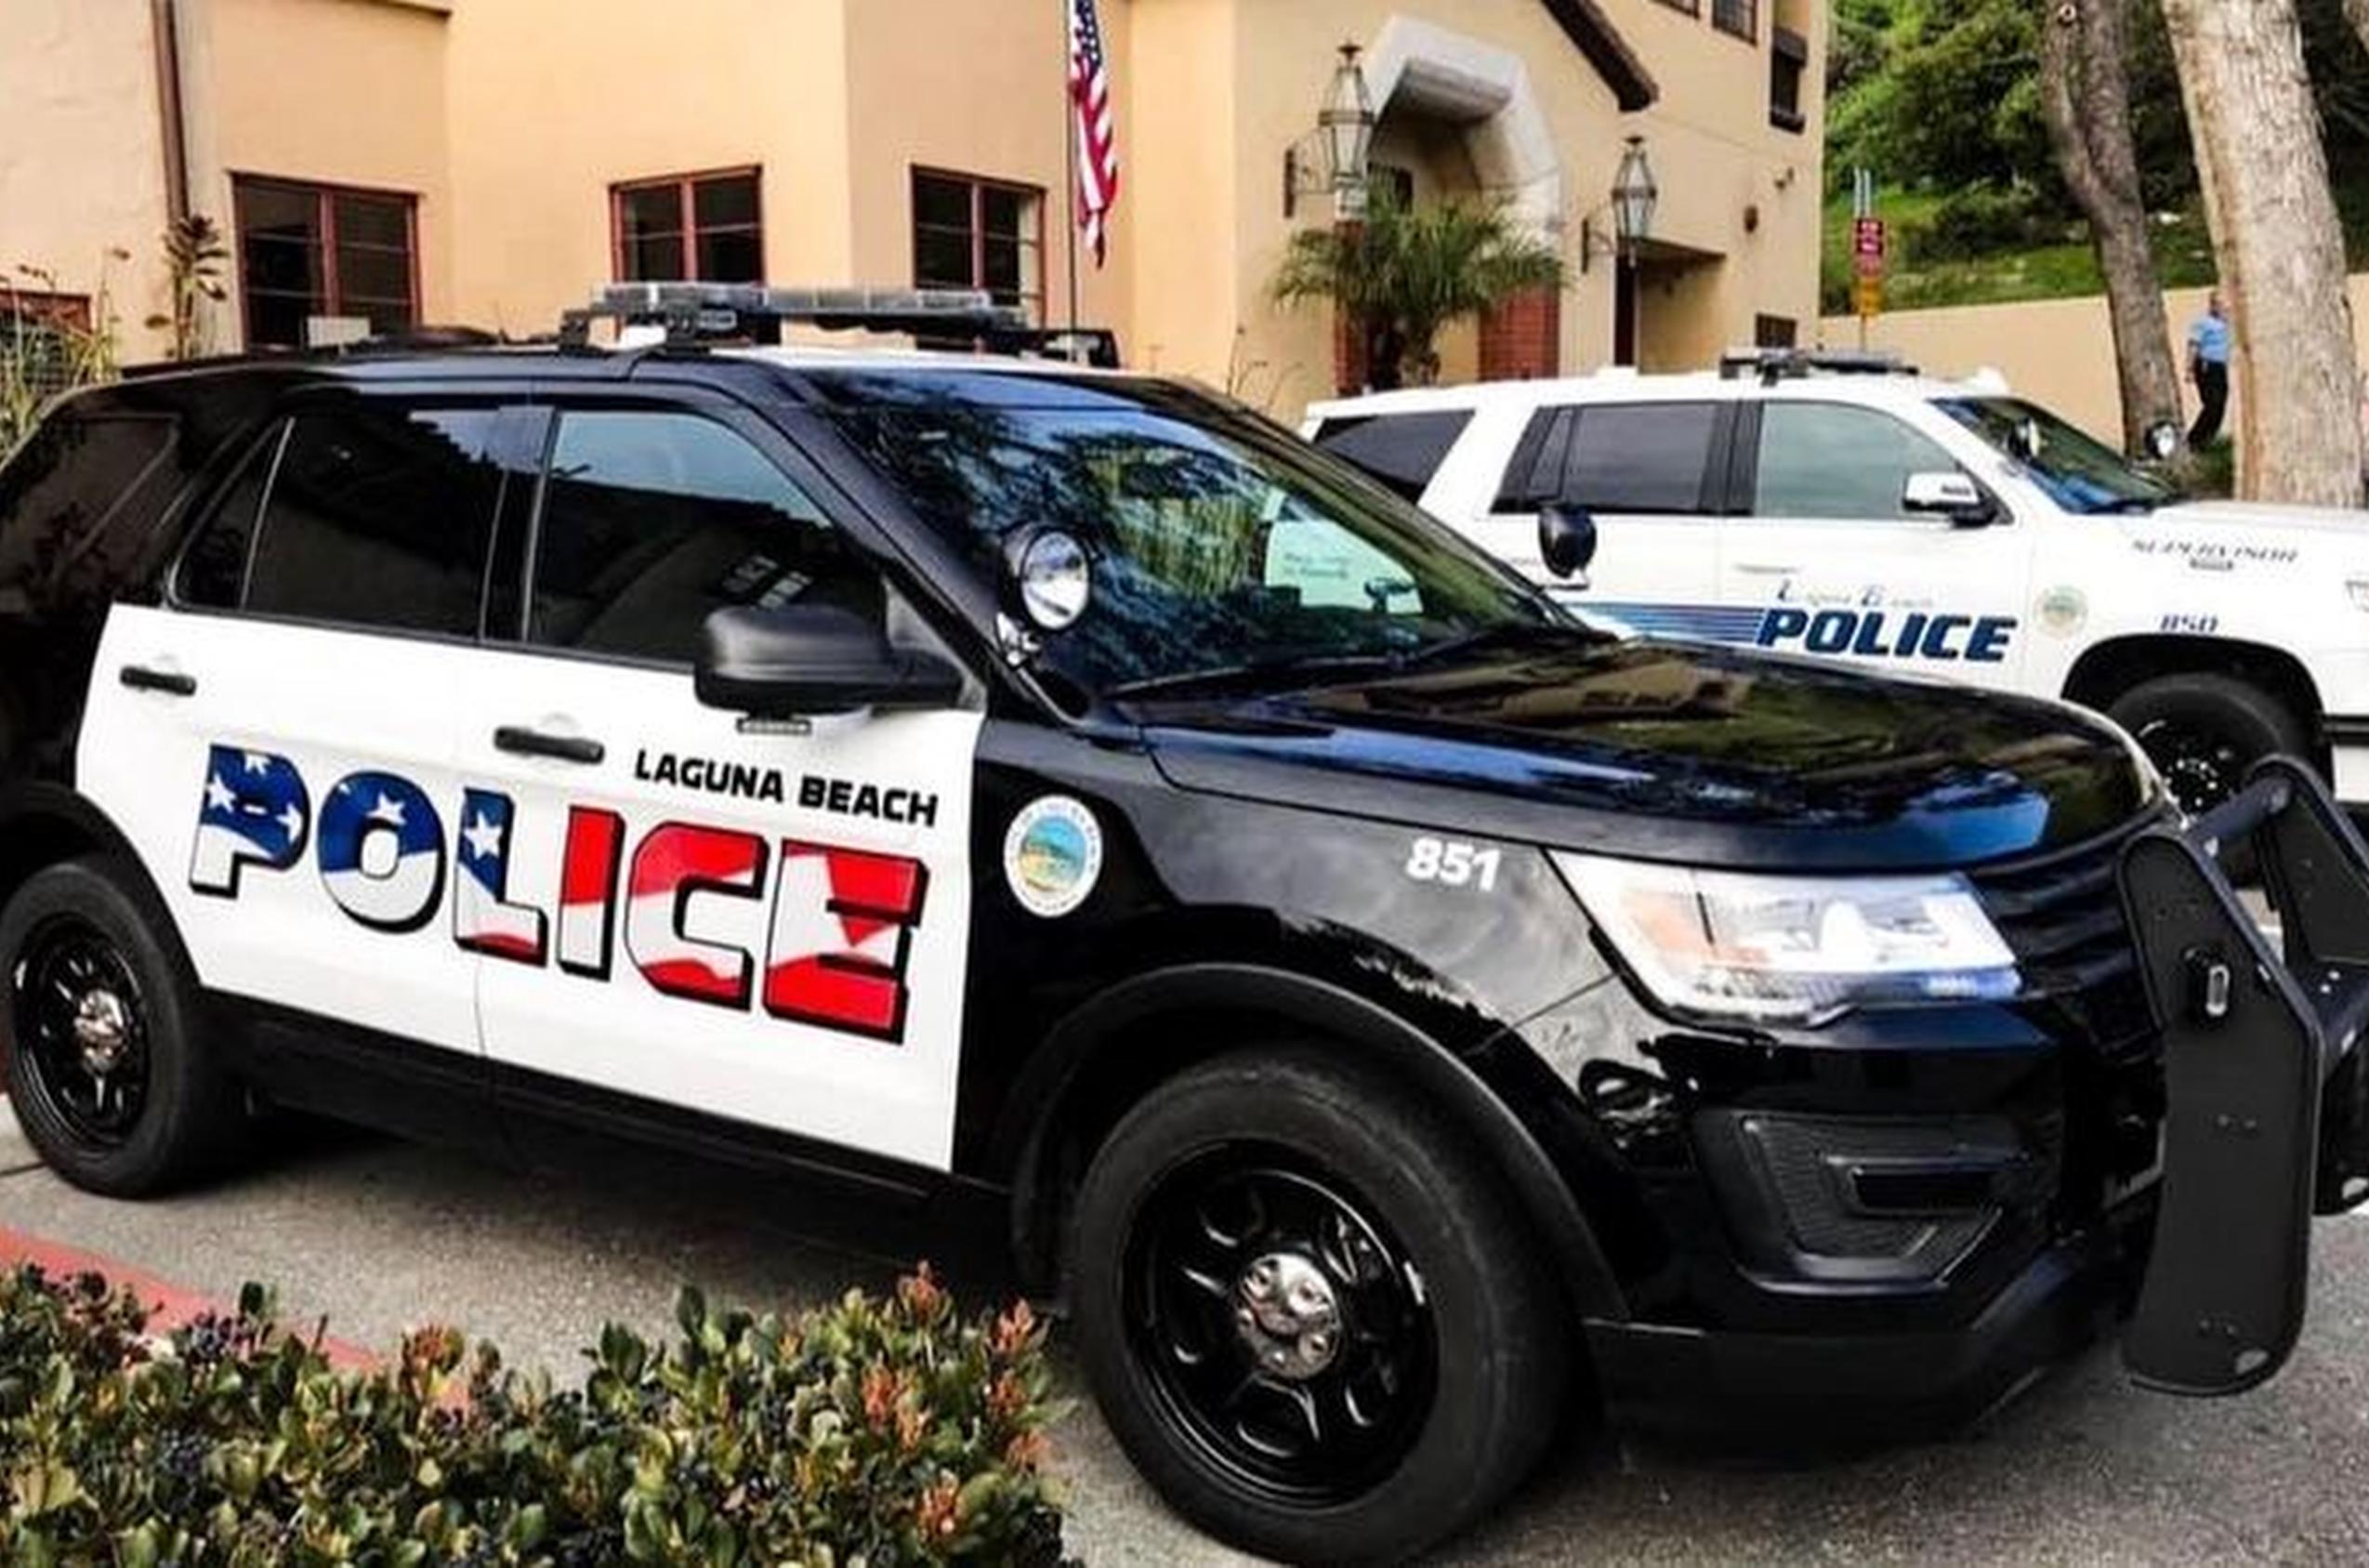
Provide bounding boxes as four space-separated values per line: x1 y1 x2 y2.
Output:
560 282 1037 351
1718 346 1917 385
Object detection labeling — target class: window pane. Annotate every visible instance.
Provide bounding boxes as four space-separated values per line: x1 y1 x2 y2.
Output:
244 405 506 636
334 193 409 250
1563 404 1719 513
915 228 974 288
239 185 318 244
245 291 315 350
1310 412 1473 504
624 232 686 283
913 174 972 231
530 411 867 665
982 186 1030 240
981 234 1023 296
1756 404 1960 520
336 245 411 306
361 299 416 336
618 184 683 241
178 424 282 609
696 229 763 283
693 174 758 231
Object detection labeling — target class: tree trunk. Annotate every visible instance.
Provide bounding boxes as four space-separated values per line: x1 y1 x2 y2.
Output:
2162 0 2362 504
2039 0 2183 458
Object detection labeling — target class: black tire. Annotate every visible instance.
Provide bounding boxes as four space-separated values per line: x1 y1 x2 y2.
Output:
1 856 237 1195
2109 672 2310 822
1068 1048 1571 1565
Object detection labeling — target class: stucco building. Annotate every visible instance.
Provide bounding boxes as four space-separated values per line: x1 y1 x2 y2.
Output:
3 0 1823 416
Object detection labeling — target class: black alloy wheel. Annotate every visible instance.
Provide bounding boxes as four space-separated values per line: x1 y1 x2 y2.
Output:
2109 673 2310 821
1125 1148 1439 1507
12 914 151 1145
0 857 239 1195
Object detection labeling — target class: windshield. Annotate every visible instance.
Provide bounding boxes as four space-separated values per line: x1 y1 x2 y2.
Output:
820 376 1564 698
1933 395 2176 515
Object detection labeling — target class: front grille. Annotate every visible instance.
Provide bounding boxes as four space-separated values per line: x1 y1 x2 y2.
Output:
1970 814 2164 1056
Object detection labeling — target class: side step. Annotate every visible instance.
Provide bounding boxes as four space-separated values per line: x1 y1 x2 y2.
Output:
2116 757 2369 1395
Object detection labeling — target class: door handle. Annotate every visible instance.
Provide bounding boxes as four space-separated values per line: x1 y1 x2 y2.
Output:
119 664 196 696
1732 562 1800 577
493 726 605 765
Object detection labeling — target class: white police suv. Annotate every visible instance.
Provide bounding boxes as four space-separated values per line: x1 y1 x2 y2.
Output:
1308 349 2369 820
9 293 2369 1564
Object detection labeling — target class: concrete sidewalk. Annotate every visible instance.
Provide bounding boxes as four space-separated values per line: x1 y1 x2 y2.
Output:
9 1099 2369 1564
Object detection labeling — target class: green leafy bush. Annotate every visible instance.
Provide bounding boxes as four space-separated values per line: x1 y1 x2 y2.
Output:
0 1264 1069 1566
1903 186 2067 266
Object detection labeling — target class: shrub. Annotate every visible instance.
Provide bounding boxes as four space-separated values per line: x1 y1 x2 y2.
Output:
1902 186 2068 266
0 1264 1070 1566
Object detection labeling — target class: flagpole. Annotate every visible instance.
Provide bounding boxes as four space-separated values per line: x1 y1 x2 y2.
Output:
1061 0 1082 340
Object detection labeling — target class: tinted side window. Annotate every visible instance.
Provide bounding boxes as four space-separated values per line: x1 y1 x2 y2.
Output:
1494 402 1721 515
177 421 283 611
0 410 179 611
1309 411 1472 503
238 404 506 635
1562 403 1721 514
1755 403 1962 520
528 411 869 666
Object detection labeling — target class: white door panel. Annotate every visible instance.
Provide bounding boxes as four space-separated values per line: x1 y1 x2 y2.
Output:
456 651 981 1170
78 606 481 1053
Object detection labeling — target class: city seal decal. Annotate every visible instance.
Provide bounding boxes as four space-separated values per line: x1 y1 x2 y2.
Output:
1004 796 1103 918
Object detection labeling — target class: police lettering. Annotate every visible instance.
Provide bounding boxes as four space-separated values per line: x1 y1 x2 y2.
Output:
1756 607 2017 664
189 750 928 1044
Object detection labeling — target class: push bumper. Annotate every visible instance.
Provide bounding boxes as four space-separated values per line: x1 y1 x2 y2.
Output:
2114 755 2369 1392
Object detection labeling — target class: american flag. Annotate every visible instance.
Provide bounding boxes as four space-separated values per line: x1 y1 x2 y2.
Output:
1068 0 1120 267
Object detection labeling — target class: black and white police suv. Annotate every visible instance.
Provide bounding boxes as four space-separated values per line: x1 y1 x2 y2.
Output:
1307 349 2369 824
6 286 2369 1563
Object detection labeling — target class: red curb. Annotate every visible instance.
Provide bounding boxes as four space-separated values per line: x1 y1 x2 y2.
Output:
0 1224 377 1371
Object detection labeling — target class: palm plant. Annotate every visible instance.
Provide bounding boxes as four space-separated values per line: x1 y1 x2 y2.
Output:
1271 187 1565 389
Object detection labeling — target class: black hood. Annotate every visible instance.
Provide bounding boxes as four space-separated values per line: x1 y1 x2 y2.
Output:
1137 637 2153 872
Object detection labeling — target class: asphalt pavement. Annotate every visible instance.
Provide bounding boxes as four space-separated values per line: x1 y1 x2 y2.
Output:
6 1098 2369 1565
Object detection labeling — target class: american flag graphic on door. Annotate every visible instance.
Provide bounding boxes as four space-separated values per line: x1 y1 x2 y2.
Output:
1068 0 1120 266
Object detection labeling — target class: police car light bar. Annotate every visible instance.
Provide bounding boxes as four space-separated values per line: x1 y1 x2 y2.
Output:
560 283 1035 351
1718 346 1917 385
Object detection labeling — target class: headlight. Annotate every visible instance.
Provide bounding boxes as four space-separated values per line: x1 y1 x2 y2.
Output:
1553 854 2020 1026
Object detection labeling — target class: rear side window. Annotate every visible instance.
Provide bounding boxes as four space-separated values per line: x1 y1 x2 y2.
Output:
0 410 179 609
1494 402 1723 515
1309 411 1472 503
179 402 507 638
527 410 868 666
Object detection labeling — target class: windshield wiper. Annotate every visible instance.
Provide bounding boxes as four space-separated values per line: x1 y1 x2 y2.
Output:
1104 652 1405 701
1395 620 1573 669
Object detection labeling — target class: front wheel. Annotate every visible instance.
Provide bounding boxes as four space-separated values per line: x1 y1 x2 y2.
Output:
1 857 237 1195
1068 1048 1572 1565
2109 672 2310 820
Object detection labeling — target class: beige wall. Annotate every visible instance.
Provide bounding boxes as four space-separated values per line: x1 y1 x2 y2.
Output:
1815 281 2369 445
2 0 175 359
4 0 1825 395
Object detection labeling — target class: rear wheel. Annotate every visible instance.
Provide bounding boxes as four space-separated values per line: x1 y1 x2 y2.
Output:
2109 672 2309 820
1 858 236 1194
1068 1048 1571 1565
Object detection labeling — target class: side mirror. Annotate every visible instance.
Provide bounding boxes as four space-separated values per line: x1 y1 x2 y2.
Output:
695 604 963 718
1902 470 2000 528
1539 504 1599 581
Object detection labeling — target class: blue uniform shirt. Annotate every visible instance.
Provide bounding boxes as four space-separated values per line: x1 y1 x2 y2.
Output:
2190 312 2231 365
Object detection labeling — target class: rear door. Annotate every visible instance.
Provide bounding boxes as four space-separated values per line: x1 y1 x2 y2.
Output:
78 390 532 1055
1444 399 1739 635
1716 399 2033 688
452 392 983 1171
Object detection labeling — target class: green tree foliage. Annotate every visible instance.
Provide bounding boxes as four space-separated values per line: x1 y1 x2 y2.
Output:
1270 188 1564 389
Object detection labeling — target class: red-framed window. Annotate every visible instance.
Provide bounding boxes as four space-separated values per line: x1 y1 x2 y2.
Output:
912 168 1046 322
231 176 418 349
1 289 95 402
611 167 764 283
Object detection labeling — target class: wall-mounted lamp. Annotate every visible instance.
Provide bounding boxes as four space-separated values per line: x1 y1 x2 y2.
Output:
1283 42 1377 220
1578 135 1659 272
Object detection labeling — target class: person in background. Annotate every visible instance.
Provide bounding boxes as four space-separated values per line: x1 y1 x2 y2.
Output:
2188 289 2231 448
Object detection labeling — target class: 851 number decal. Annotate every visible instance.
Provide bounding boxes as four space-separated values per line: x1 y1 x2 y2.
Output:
1405 837 1502 892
